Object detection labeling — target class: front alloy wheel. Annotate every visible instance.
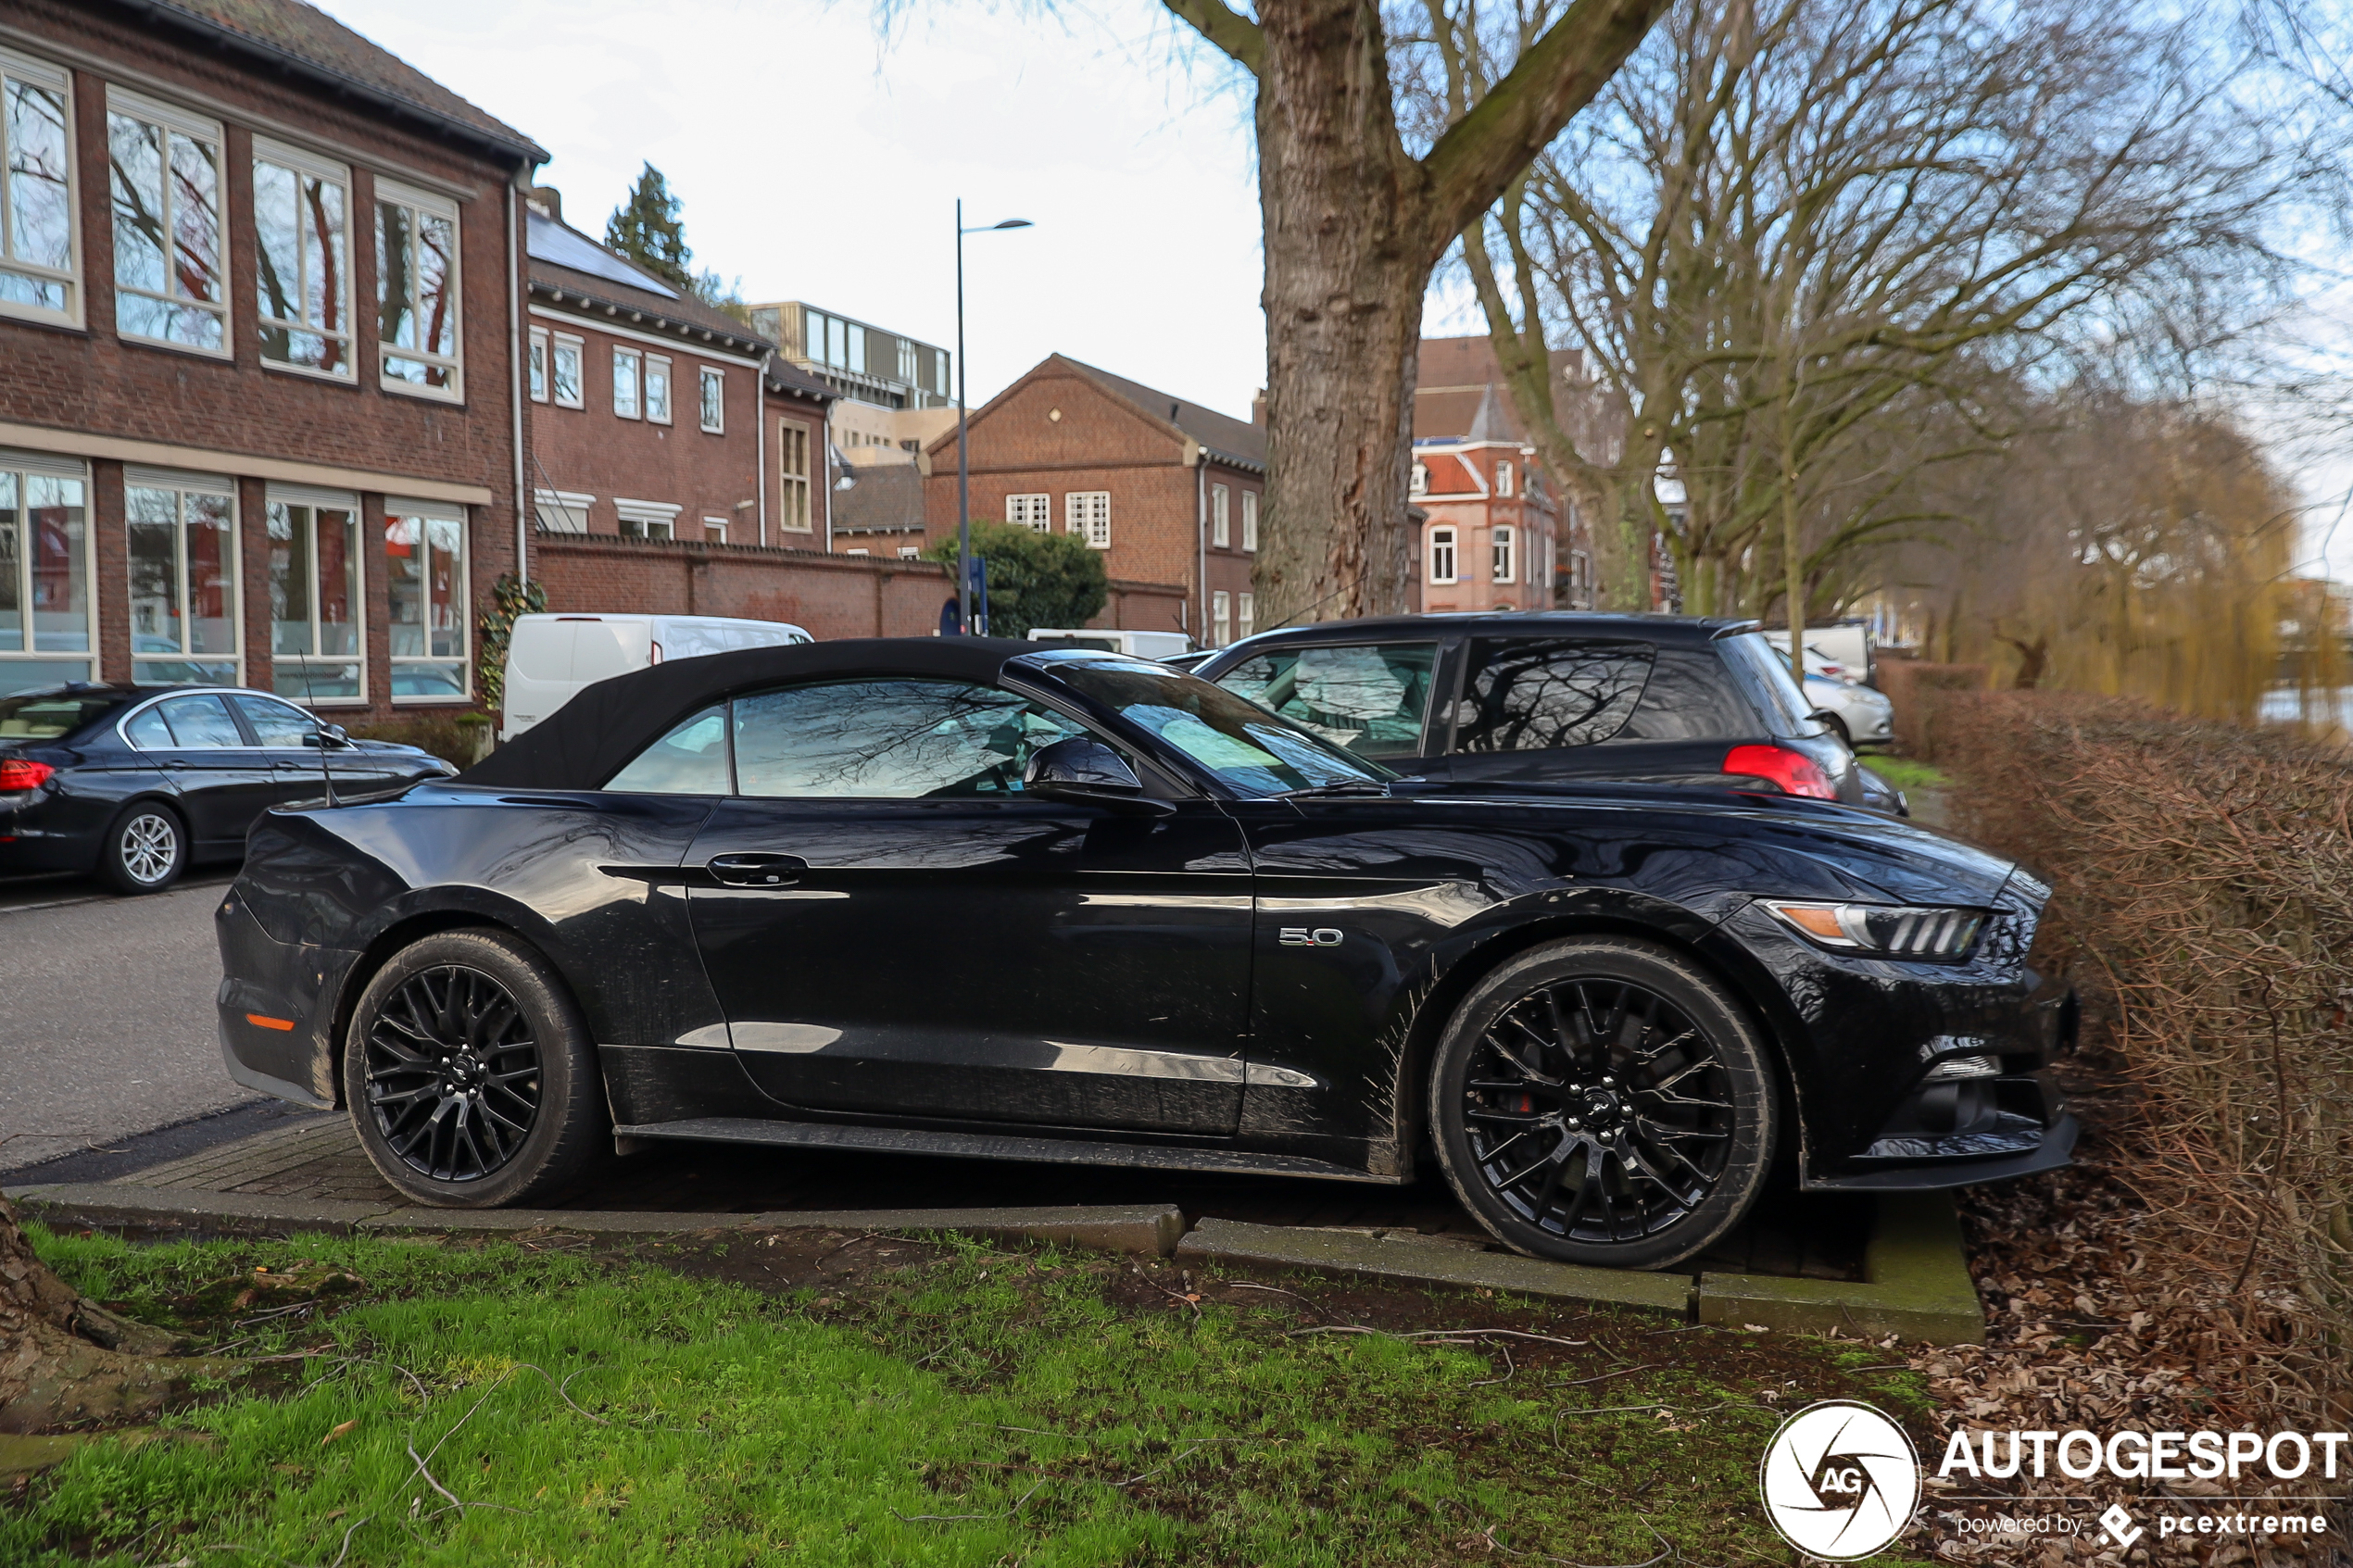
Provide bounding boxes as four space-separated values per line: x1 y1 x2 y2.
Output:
1430 939 1776 1270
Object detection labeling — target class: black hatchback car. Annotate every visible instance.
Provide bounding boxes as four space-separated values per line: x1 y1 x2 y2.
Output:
1195 613 1888 809
0 684 456 894
216 638 2073 1271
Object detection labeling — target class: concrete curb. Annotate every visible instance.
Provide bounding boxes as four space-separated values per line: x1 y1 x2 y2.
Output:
1175 1218 1693 1315
6 1183 397 1236
746 1204 1188 1258
1694 1192 1984 1345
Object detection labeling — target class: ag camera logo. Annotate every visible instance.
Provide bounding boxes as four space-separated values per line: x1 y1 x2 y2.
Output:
1759 1399 1923 1561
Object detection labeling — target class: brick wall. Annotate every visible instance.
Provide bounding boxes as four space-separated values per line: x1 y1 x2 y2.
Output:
530 534 952 640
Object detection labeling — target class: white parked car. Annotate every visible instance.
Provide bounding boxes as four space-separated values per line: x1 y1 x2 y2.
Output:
1805 671 1894 747
500 613 812 741
1024 628 1193 660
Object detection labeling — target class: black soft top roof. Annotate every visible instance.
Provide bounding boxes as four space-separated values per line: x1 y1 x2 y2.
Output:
460 637 1038 791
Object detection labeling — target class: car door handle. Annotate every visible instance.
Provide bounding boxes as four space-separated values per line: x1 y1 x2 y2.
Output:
163 759 190 770
705 852 807 887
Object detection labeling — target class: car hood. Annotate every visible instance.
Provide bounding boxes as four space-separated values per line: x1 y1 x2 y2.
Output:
1390 777 2020 906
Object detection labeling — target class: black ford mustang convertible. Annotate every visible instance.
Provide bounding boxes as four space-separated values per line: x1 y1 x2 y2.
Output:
216 639 2075 1269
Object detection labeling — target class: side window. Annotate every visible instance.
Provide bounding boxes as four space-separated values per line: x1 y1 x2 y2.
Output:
227 693 314 747
123 706 172 750
154 693 242 747
1217 643 1438 759
1453 639 1654 752
732 679 1087 798
1614 649 1759 741
605 705 729 795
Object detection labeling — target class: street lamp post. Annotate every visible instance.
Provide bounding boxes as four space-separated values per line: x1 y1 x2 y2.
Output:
955 200 1031 635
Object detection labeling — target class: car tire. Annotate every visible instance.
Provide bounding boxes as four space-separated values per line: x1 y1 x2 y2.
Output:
98 801 187 895
342 928 607 1209
1428 937 1778 1271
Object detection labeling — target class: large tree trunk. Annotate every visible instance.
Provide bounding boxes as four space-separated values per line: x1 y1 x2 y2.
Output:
0 1194 197 1433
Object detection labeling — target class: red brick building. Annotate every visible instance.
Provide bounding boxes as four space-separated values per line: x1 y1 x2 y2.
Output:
521 199 837 551
1412 336 1578 613
0 0 542 716
924 355 1263 646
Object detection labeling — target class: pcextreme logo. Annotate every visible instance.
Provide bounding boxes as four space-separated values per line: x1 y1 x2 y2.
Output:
1758 1399 1924 1562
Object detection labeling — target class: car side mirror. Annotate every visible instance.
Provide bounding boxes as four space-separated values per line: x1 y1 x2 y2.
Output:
304 724 353 749
1023 736 1171 813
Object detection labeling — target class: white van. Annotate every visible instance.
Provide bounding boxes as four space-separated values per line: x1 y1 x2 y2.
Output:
500 613 812 740
1024 628 1194 661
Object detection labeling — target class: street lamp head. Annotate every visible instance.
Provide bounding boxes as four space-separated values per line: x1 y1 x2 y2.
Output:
992 219 1033 230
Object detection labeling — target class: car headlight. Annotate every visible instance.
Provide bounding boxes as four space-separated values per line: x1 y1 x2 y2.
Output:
1760 900 1987 960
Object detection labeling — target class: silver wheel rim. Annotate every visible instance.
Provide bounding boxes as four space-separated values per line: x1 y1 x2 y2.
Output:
120 812 178 884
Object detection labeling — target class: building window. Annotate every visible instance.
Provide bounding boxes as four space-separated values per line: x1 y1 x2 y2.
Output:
376 182 460 396
127 470 238 684
1491 525 1516 583
846 321 866 373
552 333 583 408
253 140 348 377
699 367 724 433
1239 593 1254 641
527 327 548 401
385 502 467 699
0 455 92 692
611 348 641 419
1429 526 1457 584
1212 483 1230 548
107 91 224 355
897 339 916 383
703 516 729 545
1496 460 1515 498
266 490 361 702
646 354 673 424
619 517 673 541
1241 491 1258 553
1213 590 1231 647
533 489 591 534
778 420 812 533
1410 461 1428 496
897 546 920 559
1065 491 1111 549
0 49 79 329
1006 494 1050 532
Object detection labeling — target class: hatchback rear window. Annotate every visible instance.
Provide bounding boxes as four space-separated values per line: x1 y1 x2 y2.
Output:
1717 632 1829 738
0 692 120 740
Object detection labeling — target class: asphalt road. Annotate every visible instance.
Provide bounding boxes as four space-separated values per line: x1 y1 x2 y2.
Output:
0 869 255 1173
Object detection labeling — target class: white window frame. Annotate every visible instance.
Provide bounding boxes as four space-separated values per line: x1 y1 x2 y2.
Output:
698 366 724 433
264 483 365 706
1212 483 1230 548
375 179 462 400
1491 525 1516 584
703 515 729 545
897 546 920 559
125 466 241 685
1239 592 1254 641
0 48 82 331
1065 491 1111 549
551 332 584 409
107 88 228 358
0 447 95 684
532 488 592 534
527 326 549 402
1213 589 1231 647
1241 490 1258 553
251 137 351 381
384 497 469 703
1410 461 1428 496
778 420 812 533
1006 493 1051 532
616 498 680 540
1428 526 1458 584
645 353 673 425
1496 460 1515 498
611 346 642 420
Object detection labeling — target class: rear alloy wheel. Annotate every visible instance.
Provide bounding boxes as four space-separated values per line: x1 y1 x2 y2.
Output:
1429 938 1777 1271
99 803 184 895
343 929 606 1208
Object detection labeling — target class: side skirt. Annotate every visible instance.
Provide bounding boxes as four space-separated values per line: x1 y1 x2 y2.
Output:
609 1115 1405 1185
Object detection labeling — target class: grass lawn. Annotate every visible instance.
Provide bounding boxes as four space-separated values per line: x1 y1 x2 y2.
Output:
1861 756 1950 793
5 1223 1937 1566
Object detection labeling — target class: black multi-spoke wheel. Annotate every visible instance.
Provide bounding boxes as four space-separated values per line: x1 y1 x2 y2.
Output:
343 929 606 1208
1431 938 1776 1270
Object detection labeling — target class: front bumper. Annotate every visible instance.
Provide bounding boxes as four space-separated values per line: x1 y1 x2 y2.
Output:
1803 1111 2077 1191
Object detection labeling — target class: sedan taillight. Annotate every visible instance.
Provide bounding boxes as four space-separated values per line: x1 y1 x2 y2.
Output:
0 758 55 791
1722 743 1834 799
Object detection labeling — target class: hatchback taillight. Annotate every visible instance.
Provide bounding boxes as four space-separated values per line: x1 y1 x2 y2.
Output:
0 758 56 791
1722 743 1834 800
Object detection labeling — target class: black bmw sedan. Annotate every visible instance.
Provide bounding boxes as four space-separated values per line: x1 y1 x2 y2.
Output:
215 638 2074 1270
1194 613 1894 810
0 684 456 894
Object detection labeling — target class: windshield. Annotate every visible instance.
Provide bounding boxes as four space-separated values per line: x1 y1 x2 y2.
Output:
1022 652 1395 797
0 690 121 741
